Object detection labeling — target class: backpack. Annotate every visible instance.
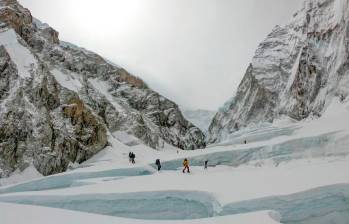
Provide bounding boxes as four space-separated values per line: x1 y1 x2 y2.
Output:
183 159 188 166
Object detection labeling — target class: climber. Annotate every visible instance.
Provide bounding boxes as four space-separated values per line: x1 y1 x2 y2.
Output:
204 160 208 169
128 152 132 163
130 152 136 164
182 158 190 173
155 159 161 171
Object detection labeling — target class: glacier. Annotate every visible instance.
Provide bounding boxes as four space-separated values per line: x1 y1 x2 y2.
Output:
1 184 349 222
0 97 349 223
1 0 349 223
0 191 220 220
0 166 153 194
222 184 349 224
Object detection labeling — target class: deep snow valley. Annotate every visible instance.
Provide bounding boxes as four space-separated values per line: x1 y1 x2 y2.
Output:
1 0 349 223
1 99 349 224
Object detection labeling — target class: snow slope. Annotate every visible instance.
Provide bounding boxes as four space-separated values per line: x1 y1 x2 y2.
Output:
0 29 36 79
0 98 348 223
0 166 42 187
0 203 280 224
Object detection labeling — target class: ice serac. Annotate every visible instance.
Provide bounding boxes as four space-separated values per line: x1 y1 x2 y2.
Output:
208 0 349 143
0 0 205 178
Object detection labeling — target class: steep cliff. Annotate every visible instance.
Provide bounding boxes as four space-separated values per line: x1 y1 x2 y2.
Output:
0 0 205 177
208 0 349 143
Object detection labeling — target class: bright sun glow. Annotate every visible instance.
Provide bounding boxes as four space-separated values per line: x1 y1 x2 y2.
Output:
67 0 144 37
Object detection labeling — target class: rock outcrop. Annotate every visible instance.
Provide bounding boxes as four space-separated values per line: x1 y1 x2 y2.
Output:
0 0 205 177
208 0 349 143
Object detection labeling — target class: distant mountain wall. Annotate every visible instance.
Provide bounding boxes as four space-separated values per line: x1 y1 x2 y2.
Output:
208 0 349 143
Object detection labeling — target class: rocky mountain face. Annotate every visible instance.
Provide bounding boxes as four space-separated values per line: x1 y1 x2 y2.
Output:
208 0 349 143
0 0 206 178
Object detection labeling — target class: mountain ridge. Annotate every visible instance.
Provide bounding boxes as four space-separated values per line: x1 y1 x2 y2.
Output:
0 0 205 178
208 0 349 143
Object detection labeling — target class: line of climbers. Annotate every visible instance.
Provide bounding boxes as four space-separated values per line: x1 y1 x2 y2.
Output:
129 152 209 173
128 140 248 170
128 138 250 171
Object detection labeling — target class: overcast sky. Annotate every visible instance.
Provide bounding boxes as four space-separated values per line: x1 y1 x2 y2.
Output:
19 0 303 110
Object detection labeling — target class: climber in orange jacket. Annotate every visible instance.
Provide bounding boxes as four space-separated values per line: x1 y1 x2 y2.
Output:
182 158 190 173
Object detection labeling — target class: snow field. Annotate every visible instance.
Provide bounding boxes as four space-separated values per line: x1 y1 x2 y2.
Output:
0 203 281 224
0 98 348 223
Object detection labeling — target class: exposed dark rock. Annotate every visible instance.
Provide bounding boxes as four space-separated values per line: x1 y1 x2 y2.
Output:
0 0 205 178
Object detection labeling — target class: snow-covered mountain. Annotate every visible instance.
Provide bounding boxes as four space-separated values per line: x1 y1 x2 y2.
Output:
2 0 349 223
0 0 206 178
183 109 216 133
208 0 349 143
